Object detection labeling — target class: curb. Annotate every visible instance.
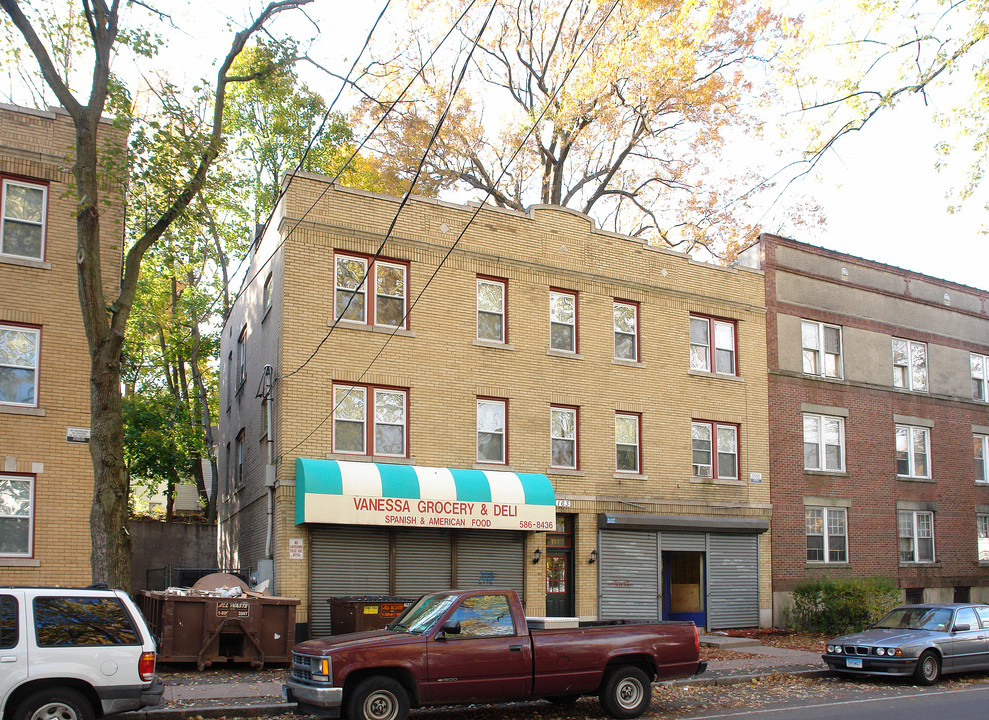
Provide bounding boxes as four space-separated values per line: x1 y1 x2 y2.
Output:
122 703 296 720
129 668 834 719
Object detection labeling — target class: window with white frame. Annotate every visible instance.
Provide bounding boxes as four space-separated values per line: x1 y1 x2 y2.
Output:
335 254 408 328
806 507 847 563
979 514 989 562
0 324 39 407
801 320 842 378
896 424 930 478
892 338 928 391
803 414 845 472
692 421 739 480
613 301 638 361
235 430 245 488
335 254 367 323
0 474 33 556
477 278 506 343
899 510 934 563
263 273 272 313
550 406 577 469
549 290 577 352
976 434 988 484
689 315 736 375
973 354 989 401
615 413 640 473
237 326 246 388
477 398 506 464
333 384 408 457
1 178 47 260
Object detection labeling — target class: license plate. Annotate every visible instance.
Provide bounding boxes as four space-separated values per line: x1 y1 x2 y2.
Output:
846 658 863 669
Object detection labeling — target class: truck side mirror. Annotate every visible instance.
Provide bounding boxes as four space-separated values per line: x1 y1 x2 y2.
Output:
439 620 461 637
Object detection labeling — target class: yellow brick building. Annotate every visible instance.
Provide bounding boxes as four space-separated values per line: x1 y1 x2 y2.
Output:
0 104 124 583
218 177 772 636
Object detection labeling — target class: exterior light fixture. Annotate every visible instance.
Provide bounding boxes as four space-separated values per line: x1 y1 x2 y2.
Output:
588 550 598 564
532 548 542 564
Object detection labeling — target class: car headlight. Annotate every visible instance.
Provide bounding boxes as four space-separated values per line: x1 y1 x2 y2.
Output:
876 647 885 656
829 645 841 654
311 657 332 682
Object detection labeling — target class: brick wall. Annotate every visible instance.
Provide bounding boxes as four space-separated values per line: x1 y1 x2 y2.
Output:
0 104 125 584
220 178 773 623
760 233 989 621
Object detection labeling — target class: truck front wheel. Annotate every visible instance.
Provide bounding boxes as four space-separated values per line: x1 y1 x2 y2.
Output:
599 666 652 719
346 676 409 720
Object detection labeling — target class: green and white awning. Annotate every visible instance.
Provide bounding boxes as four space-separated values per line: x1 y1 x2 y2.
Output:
295 459 556 531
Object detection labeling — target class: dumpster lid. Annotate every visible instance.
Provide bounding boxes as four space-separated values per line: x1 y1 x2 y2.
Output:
295 459 555 531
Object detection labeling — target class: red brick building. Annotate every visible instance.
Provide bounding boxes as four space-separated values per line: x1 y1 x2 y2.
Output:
739 234 989 624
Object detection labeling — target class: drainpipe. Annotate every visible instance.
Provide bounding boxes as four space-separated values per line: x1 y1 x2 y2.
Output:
257 365 276 559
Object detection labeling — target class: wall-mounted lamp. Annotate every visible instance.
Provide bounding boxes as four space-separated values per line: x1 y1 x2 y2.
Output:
532 548 542 564
588 550 597 564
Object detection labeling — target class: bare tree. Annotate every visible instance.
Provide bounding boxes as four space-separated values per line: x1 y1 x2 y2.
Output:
0 0 312 589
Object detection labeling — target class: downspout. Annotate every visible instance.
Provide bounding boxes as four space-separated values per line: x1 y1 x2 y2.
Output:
257 365 276 559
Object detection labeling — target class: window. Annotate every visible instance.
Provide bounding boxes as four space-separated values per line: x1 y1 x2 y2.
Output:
899 510 934 563
333 384 408 457
977 515 989 562
263 273 272 313
235 430 245 487
613 300 638 361
0 595 17 649
803 414 845 472
892 338 928 391
896 425 930 478
237 326 246 388
550 406 577 469
334 253 408 328
224 443 231 493
549 290 577 352
477 398 506 464
692 421 739 480
1 178 47 260
0 474 33 557
33 597 139 646
477 277 506 342
615 413 640 473
806 507 847 563
689 315 736 375
225 351 233 409
0 324 39 407
448 594 515 638
801 321 842 378
973 354 989 401
977 434 988 484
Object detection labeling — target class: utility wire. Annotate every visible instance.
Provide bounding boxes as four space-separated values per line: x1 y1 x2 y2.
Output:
206 0 480 340
280 0 498 381
287 0 621 454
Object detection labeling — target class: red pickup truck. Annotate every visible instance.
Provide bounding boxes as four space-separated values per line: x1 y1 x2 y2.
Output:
284 588 706 720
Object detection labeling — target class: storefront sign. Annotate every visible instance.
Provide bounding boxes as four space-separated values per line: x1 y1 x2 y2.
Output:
307 493 554 531
295 459 557 531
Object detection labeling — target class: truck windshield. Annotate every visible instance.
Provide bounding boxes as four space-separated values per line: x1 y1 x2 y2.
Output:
388 594 456 634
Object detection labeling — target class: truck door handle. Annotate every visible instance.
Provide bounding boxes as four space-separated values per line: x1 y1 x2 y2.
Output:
509 645 522 652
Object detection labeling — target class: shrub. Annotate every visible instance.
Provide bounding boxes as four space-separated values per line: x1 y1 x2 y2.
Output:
788 577 901 635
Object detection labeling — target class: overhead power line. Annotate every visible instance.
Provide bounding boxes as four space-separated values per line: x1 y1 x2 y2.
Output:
287 0 621 454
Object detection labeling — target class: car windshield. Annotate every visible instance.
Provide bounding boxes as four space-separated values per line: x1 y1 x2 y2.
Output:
873 607 954 632
387 593 456 634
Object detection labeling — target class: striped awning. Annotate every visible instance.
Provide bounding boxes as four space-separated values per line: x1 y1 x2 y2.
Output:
295 459 556 531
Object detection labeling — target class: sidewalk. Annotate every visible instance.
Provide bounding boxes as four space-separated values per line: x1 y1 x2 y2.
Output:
123 637 829 719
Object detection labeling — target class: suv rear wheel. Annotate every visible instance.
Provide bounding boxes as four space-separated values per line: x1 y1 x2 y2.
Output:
14 687 94 720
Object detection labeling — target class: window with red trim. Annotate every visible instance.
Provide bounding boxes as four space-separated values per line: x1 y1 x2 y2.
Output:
333 384 408 457
691 420 739 480
689 314 737 375
334 252 408 329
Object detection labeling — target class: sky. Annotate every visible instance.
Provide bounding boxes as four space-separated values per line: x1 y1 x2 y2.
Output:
15 0 986 291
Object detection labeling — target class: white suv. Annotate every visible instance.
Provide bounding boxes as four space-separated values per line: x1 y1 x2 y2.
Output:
0 586 163 720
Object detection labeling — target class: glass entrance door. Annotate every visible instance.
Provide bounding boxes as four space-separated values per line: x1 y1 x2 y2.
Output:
545 515 574 616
